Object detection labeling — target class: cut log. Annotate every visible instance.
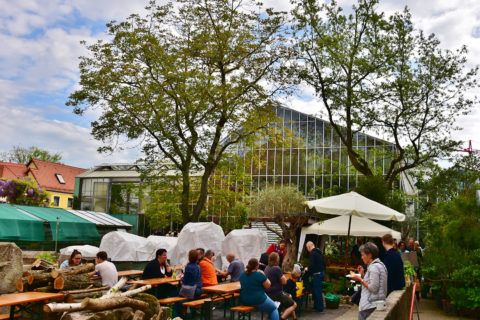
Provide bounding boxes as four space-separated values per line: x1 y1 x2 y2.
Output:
27 270 53 287
102 277 128 298
51 263 94 279
43 302 83 313
81 297 149 312
65 290 108 303
32 259 56 271
61 307 134 320
16 277 29 292
63 286 109 295
54 274 101 290
133 310 145 320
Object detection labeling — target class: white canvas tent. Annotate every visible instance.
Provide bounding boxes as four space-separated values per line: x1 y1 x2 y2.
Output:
297 216 402 259
142 236 178 261
222 229 268 267
99 231 151 261
170 222 225 269
60 245 99 258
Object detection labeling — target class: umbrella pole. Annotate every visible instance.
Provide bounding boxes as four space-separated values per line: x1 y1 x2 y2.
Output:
345 215 352 271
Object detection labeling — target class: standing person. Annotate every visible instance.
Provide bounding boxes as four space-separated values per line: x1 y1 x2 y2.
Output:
198 250 218 287
398 241 407 253
265 253 297 320
88 251 118 288
60 249 82 268
382 234 405 295
303 241 326 312
350 242 387 320
239 258 279 320
267 240 287 268
217 252 245 282
142 248 174 298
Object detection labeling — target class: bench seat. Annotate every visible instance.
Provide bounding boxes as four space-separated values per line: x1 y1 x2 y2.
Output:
0 314 21 320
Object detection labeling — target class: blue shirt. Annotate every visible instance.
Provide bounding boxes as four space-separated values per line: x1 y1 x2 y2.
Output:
228 259 245 282
239 271 267 305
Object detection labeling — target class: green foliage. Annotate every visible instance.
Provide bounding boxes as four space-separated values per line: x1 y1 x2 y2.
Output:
36 252 57 264
422 192 480 309
403 261 415 278
291 0 478 188
67 0 291 224
0 177 50 206
0 145 62 164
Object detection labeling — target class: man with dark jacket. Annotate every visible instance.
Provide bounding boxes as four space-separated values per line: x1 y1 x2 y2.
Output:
382 234 405 295
304 241 326 312
142 248 174 298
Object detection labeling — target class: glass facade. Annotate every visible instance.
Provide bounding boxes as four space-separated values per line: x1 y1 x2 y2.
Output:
227 106 395 200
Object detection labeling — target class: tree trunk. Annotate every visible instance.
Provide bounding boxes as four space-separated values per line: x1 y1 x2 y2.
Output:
61 307 134 320
54 274 102 290
51 263 95 278
27 270 54 286
81 297 149 312
32 259 56 271
43 302 83 313
282 232 298 273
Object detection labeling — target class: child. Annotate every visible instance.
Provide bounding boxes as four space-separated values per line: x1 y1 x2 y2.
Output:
284 271 301 300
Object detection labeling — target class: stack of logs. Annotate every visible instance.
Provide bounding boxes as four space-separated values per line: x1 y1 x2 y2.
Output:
16 259 167 320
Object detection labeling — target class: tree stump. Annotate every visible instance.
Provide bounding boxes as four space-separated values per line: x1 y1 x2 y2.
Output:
133 293 160 320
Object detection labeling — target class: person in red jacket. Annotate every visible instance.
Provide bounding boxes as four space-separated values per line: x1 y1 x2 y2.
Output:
267 240 287 268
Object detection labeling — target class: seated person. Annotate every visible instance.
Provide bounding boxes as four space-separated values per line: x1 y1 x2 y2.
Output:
239 258 279 320
265 253 297 320
218 252 245 282
142 248 175 299
198 250 218 287
175 250 203 317
284 271 301 301
60 249 82 268
88 251 118 288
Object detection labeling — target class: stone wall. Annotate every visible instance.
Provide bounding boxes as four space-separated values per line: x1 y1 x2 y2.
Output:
369 284 413 320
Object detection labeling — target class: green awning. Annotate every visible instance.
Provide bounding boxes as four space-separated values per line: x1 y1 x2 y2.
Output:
15 205 100 242
0 204 45 241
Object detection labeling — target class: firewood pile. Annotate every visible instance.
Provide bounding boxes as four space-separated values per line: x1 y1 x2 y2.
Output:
16 259 171 320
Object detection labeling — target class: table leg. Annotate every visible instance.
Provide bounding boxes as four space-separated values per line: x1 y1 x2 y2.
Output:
9 306 14 320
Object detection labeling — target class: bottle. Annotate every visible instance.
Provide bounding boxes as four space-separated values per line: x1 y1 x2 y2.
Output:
172 265 176 279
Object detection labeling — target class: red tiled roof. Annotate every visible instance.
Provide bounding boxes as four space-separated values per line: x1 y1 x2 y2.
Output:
26 159 87 194
0 162 28 179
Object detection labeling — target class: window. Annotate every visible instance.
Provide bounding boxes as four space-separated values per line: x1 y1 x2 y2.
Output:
55 174 66 184
67 198 73 208
53 196 60 207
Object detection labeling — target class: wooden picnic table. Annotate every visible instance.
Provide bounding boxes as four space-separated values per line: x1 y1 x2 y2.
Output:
128 277 179 298
0 292 64 320
91 269 143 280
202 281 240 295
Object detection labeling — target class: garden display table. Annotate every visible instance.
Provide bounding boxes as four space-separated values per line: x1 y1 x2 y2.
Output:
0 292 64 320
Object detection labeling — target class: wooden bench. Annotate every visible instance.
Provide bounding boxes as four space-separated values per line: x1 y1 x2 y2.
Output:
184 293 240 319
230 306 256 320
0 314 21 319
158 294 208 317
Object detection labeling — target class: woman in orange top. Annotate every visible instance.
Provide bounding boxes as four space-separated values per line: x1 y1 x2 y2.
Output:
199 250 218 287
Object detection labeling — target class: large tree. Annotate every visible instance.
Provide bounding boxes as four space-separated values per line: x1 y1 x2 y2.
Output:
67 0 290 223
292 0 478 188
0 145 62 164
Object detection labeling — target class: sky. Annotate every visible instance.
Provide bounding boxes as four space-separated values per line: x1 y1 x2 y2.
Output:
0 0 479 169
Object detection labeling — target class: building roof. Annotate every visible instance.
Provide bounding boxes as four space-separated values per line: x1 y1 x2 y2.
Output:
0 162 28 179
25 159 87 194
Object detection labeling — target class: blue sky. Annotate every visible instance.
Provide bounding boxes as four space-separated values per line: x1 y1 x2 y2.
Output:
1 0 479 168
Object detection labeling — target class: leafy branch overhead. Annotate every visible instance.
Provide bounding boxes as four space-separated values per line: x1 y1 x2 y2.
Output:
292 0 478 188
67 0 292 223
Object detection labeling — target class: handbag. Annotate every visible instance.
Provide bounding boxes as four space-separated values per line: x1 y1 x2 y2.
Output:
179 284 197 299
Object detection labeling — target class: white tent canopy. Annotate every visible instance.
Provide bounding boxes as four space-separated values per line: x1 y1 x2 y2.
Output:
222 229 268 267
170 222 225 269
297 216 402 260
141 236 178 261
306 191 406 221
60 245 99 258
99 231 151 261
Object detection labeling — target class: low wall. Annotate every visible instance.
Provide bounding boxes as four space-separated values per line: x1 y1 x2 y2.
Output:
369 284 413 320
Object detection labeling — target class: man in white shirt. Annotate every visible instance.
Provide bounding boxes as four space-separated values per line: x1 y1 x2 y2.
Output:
89 251 118 288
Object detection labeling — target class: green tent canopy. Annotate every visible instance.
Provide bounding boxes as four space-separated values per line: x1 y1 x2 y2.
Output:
0 203 45 241
15 205 100 242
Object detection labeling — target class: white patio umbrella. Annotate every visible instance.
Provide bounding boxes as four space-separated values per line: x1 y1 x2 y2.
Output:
304 191 405 265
